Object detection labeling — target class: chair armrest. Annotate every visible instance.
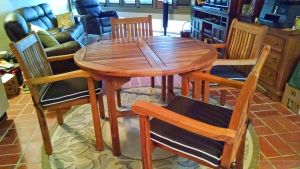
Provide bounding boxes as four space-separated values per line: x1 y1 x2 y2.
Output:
47 54 74 62
213 59 257 66
191 72 244 89
26 70 92 85
132 101 236 143
203 38 226 49
211 43 227 49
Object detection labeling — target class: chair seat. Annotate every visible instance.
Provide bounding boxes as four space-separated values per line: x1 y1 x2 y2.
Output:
150 96 232 167
40 78 101 106
211 65 246 81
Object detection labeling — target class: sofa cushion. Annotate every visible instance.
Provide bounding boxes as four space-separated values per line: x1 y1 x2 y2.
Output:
39 3 58 27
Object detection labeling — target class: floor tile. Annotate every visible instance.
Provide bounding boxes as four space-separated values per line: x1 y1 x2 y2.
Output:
0 120 13 130
269 155 300 169
252 118 264 127
262 117 289 134
255 126 274 136
254 110 281 118
0 154 22 165
258 136 280 157
258 159 275 169
271 103 295 116
0 144 25 155
264 135 295 155
0 129 18 145
251 104 274 112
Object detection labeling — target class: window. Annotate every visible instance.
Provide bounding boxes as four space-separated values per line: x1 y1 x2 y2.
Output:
140 0 152 4
100 0 189 7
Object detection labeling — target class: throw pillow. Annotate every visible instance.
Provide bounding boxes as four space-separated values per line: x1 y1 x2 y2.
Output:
30 24 44 32
56 12 75 28
30 24 60 47
37 30 60 47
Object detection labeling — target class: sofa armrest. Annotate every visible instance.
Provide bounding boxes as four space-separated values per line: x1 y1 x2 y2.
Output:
99 10 118 18
45 41 81 57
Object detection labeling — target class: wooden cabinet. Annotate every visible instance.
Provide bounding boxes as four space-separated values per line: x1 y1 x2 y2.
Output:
259 28 300 101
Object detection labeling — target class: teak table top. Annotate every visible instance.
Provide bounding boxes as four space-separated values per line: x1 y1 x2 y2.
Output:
74 36 217 77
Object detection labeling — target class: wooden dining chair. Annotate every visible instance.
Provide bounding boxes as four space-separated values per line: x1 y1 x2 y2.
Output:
10 33 105 155
132 45 270 169
110 15 167 102
200 19 268 105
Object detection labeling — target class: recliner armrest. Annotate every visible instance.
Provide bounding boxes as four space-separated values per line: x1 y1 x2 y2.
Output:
99 10 118 18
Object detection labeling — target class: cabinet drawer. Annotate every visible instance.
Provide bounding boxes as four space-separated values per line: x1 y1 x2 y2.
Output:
264 35 285 53
260 65 277 86
265 52 282 70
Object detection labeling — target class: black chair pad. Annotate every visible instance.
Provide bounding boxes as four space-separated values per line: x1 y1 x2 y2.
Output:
40 78 101 106
211 65 246 81
150 96 233 167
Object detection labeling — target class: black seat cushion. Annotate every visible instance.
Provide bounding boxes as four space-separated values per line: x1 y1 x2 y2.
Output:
40 78 101 106
150 96 233 167
211 65 246 81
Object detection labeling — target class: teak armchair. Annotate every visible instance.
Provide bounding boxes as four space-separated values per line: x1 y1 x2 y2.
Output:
10 33 105 155
201 19 268 104
110 15 167 102
132 45 270 169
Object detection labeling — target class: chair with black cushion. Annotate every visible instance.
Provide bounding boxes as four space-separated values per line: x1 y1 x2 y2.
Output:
199 19 268 105
132 45 270 169
110 15 167 102
10 33 105 155
75 0 118 37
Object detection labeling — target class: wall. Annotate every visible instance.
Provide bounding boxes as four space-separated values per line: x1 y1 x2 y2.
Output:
0 0 70 52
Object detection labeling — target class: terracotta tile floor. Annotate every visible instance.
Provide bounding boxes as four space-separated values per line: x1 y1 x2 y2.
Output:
0 76 300 169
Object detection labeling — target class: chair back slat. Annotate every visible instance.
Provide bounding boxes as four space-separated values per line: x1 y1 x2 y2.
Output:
226 19 267 61
111 15 153 39
10 33 53 104
221 45 271 166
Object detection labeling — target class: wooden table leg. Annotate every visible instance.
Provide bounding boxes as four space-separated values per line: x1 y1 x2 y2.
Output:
105 77 130 156
167 75 175 102
161 76 166 102
202 70 210 103
193 79 202 100
181 75 189 97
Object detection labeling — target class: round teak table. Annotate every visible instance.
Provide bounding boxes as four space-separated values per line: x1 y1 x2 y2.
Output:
74 36 217 156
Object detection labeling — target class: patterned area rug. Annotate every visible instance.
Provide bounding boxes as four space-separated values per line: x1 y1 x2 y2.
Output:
42 87 259 169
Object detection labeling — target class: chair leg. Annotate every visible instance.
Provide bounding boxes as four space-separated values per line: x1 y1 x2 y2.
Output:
56 109 64 125
88 78 104 151
151 77 155 88
35 105 53 155
235 135 246 169
98 92 105 119
220 90 227 106
161 76 166 102
139 116 153 169
117 89 122 107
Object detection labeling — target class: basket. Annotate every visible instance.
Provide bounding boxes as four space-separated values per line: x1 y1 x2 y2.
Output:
180 21 191 38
